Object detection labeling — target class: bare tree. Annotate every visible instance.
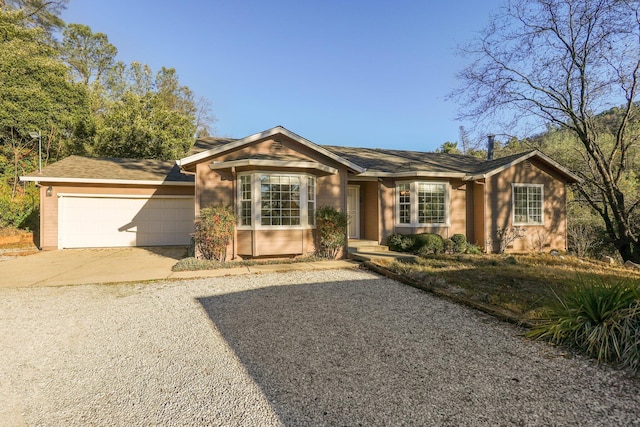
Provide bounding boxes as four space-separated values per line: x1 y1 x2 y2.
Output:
452 0 640 263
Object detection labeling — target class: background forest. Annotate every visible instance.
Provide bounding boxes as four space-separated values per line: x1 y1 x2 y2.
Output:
0 0 214 231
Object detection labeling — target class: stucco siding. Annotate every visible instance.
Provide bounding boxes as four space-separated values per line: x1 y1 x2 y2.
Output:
486 160 568 252
472 181 486 249
379 179 395 244
197 162 233 215
236 230 253 255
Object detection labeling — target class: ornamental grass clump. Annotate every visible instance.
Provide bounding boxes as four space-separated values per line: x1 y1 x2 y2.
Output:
194 206 236 262
314 206 348 259
528 277 640 370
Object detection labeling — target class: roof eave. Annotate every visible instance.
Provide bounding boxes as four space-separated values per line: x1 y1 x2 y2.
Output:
464 150 582 183
19 176 195 186
357 171 468 179
209 159 338 174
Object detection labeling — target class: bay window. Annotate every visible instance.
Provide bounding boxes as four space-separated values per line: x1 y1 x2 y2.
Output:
238 173 316 228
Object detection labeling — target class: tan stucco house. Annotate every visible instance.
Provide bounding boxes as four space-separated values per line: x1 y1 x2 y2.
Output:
21 126 580 256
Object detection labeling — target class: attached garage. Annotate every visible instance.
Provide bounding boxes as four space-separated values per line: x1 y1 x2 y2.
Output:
20 156 196 250
58 195 194 248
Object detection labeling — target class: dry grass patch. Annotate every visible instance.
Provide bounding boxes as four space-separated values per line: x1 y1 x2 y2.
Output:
380 253 640 321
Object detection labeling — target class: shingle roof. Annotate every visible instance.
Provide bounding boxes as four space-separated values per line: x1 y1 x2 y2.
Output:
187 137 237 156
21 137 578 184
186 137 582 181
321 145 488 175
21 155 194 183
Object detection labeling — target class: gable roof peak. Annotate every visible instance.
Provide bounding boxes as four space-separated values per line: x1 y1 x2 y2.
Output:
178 126 365 173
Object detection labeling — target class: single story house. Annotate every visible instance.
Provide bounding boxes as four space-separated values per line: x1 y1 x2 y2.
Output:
21 126 580 257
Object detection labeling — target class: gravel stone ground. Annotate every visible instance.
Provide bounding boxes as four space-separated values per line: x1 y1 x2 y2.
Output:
1 268 639 426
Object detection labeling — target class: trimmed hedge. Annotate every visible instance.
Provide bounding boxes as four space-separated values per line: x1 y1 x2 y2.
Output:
387 232 476 256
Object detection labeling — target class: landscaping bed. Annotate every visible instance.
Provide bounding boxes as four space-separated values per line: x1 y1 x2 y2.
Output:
0 228 38 259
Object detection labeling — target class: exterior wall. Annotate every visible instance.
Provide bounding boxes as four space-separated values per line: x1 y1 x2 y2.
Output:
196 161 233 215
37 183 193 250
194 135 348 258
472 181 486 249
379 178 467 243
379 178 395 244
485 159 568 253
220 137 317 163
236 229 315 257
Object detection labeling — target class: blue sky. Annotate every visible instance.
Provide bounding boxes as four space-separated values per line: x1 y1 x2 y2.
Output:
61 0 505 151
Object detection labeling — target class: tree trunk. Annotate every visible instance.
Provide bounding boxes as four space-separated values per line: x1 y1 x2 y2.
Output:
615 238 640 264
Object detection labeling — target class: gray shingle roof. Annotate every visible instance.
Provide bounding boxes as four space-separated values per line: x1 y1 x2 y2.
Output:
21 155 194 183
22 137 577 184
321 145 490 175
191 137 493 175
187 137 237 156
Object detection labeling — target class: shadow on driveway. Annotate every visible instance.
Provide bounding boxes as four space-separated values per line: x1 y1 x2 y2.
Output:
196 276 639 425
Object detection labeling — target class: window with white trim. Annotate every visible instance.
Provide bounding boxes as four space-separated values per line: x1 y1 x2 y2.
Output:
307 176 316 226
398 183 411 224
513 184 543 225
396 181 449 226
238 173 316 229
240 175 251 226
417 182 446 224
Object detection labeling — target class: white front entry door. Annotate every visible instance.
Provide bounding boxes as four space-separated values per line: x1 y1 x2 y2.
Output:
347 185 360 239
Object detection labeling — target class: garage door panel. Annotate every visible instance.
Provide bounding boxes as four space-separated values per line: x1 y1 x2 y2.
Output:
59 196 194 248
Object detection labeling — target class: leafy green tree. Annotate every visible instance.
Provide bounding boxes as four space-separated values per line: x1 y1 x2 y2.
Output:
0 0 67 33
0 9 90 228
0 9 90 174
61 23 117 85
453 0 640 263
94 91 195 160
91 62 201 160
435 141 462 154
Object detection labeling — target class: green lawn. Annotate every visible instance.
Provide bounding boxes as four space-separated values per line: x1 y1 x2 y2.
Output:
379 254 640 321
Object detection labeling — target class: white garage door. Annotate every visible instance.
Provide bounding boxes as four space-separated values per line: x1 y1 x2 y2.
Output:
58 195 194 248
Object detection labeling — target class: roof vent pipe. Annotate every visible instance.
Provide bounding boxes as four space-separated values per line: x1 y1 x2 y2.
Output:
487 134 495 160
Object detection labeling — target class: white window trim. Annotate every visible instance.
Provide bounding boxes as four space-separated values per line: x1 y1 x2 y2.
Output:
237 171 316 230
395 181 450 227
512 183 544 226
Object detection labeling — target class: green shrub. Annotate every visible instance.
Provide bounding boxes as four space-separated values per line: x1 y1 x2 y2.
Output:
528 277 640 369
387 233 415 252
0 182 39 230
465 244 483 255
413 233 444 255
451 234 467 253
443 238 454 254
194 205 236 262
621 301 640 371
315 206 348 259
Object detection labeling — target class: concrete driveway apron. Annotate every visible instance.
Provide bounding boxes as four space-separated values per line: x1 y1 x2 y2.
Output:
0 247 185 288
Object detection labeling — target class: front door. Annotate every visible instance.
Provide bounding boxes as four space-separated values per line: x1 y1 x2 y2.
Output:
347 185 360 239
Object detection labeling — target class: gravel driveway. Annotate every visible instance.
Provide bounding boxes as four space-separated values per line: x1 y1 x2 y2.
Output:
1 269 639 426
